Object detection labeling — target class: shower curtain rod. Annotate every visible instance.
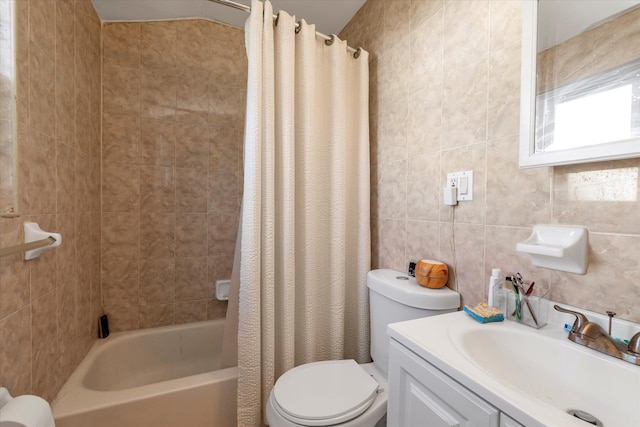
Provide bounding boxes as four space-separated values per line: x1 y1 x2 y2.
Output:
207 0 360 56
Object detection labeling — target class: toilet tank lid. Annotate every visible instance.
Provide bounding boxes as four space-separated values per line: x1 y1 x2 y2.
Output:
367 269 460 310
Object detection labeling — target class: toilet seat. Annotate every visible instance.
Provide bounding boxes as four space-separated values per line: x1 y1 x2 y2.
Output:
271 360 379 426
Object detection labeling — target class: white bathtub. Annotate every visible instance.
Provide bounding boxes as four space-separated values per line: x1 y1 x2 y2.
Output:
52 319 238 427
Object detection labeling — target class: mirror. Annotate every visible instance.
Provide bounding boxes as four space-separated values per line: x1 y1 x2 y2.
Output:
0 0 18 216
519 0 640 168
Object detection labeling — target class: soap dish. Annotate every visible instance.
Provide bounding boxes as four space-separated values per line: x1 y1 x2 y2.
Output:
516 225 588 274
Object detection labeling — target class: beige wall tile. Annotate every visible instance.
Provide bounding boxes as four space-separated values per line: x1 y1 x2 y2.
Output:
441 59 488 148
207 254 234 293
140 258 175 304
176 300 207 324
489 0 522 52
55 70 75 148
379 98 408 164
207 213 238 257
140 118 175 166
407 84 442 157
176 20 215 72
56 213 77 287
103 23 141 69
103 113 140 165
552 233 640 320
57 142 76 214
140 166 175 212
102 164 140 212
102 213 139 259
140 72 177 120
103 64 140 115
206 298 228 320
176 213 208 257
379 219 406 272
141 22 177 73
0 307 31 395
0 254 30 319
140 212 175 259
407 153 440 221
55 0 75 77
29 215 57 299
486 135 551 226
408 8 443 92
406 220 440 264
378 160 407 220
410 0 443 30
177 168 208 212
31 291 60 402
29 41 55 136
140 303 174 328
487 43 520 140
30 0 56 57
383 0 411 52
175 257 207 301
177 72 209 125
443 0 490 70
175 123 209 169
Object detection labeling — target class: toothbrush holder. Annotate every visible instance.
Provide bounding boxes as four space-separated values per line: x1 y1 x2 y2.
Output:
506 287 549 329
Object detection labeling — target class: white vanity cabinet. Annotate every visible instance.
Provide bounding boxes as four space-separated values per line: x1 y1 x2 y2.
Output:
388 339 524 427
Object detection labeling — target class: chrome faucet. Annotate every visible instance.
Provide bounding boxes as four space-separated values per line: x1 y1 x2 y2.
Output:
554 305 640 366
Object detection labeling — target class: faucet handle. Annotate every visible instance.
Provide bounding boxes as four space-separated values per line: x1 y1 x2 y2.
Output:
628 332 640 355
554 305 589 333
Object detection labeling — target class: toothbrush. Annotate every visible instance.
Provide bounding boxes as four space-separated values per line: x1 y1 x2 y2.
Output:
513 282 522 320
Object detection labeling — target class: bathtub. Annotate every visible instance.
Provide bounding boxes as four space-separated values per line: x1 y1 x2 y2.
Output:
52 319 238 427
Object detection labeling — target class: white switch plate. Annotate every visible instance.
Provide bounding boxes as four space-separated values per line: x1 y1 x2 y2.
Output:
446 170 474 201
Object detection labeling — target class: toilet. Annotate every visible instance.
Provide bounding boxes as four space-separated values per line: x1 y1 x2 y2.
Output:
266 268 460 427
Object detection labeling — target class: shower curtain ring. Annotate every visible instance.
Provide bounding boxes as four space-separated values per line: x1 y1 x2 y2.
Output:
275 12 280 26
295 21 301 33
325 34 335 46
354 47 362 58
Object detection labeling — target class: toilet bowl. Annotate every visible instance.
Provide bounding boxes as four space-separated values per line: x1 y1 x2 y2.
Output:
266 269 460 426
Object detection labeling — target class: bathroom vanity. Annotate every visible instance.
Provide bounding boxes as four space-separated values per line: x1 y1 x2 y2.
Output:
387 309 640 427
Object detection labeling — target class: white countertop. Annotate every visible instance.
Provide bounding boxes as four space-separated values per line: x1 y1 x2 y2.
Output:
387 310 640 427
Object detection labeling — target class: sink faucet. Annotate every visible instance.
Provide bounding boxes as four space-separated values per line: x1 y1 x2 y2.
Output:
554 305 640 366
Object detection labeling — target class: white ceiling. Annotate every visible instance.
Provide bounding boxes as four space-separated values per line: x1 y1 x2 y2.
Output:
92 0 366 36
537 0 640 51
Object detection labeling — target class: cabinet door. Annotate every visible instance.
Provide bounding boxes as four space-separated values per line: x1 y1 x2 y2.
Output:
388 340 499 427
500 413 525 427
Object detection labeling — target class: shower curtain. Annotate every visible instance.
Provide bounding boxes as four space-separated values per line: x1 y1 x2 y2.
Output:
235 0 370 425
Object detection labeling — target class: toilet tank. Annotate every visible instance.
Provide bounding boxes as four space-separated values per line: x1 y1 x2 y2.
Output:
367 269 460 376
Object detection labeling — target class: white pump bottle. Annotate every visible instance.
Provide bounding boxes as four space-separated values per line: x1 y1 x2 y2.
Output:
487 268 504 311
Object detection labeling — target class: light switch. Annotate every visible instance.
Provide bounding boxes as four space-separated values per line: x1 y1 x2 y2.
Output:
459 177 468 195
446 170 473 201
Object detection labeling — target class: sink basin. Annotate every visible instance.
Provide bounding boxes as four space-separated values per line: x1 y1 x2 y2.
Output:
450 326 640 427
388 310 640 427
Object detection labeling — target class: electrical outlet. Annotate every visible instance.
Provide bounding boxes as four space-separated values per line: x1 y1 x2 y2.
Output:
446 171 474 201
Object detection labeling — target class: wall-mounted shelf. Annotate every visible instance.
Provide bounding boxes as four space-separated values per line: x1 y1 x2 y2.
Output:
516 225 588 274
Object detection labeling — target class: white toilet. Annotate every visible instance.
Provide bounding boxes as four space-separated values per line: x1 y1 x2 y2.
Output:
266 268 460 427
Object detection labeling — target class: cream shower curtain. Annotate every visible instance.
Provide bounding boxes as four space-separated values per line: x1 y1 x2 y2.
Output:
236 0 370 425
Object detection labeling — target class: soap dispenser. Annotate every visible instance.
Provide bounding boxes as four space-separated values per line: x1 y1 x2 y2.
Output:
488 268 505 313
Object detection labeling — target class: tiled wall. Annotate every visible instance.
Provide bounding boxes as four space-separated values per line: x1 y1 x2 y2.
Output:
0 0 102 402
341 0 640 322
101 19 246 331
